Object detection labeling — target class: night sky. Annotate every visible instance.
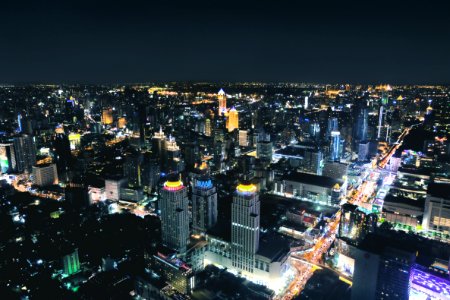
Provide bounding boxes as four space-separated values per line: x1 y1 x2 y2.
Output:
1 0 449 84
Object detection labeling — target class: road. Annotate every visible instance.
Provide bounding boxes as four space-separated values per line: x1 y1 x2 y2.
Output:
278 125 413 299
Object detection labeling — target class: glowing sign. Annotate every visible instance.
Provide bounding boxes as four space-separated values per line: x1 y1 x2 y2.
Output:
163 180 184 191
410 266 450 298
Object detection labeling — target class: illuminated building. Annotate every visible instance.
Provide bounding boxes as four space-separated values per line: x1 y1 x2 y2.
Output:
105 177 127 201
118 117 127 128
352 235 416 300
218 88 226 115
409 264 450 300
339 203 377 245
326 117 338 137
357 141 370 162
0 143 17 173
192 176 217 235
160 175 189 253
238 130 248 147
102 108 113 125
330 130 341 162
32 163 58 187
256 140 273 163
165 136 183 173
150 250 193 294
151 127 166 160
231 181 260 273
123 152 142 188
13 134 36 173
68 133 81 150
226 107 239 132
205 118 212 136
422 182 450 235
277 172 345 206
62 248 81 276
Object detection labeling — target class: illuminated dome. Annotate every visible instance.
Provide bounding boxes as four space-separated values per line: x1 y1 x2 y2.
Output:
236 182 257 194
333 183 341 190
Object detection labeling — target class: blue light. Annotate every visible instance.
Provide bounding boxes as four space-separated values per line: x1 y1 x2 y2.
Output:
196 179 213 189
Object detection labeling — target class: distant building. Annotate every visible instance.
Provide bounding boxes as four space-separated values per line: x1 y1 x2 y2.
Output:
0 143 17 173
218 88 227 115
339 203 377 245
62 248 81 276
422 182 450 235
102 108 113 125
256 141 273 163
159 175 189 253
32 163 58 187
330 130 341 161
277 172 345 206
12 134 36 173
227 107 239 132
105 177 127 201
357 141 370 162
238 130 248 147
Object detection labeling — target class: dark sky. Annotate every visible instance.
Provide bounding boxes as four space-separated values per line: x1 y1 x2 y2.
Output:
1 0 449 84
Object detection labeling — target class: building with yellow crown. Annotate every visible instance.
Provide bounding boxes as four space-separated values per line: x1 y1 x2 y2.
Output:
203 181 290 292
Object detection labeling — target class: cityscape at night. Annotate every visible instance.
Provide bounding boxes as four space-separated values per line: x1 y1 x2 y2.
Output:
1 1 450 300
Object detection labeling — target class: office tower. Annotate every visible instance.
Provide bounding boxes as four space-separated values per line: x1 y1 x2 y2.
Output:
62 248 81 276
102 108 113 125
192 176 217 235
302 149 323 175
218 88 227 115
352 236 415 300
53 131 71 171
32 163 58 187
256 140 273 162
309 122 321 139
117 117 127 129
151 127 166 160
0 143 17 173
357 141 370 162
339 203 377 245
353 103 368 145
123 152 142 188
327 117 339 137
330 130 341 162
422 182 450 235
377 105 384 140
205 118 212 136
165 136 183 173
141 154 160 194
183 141 199 171
238 130 248 147
304 96 309 109
227 107 239 132
105 177 127 201
13 134 36 172
231 181 260 274
17 113 23 132
160 175 189 253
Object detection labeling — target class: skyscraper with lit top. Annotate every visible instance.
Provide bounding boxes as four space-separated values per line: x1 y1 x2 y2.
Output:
218 88 227 115
227 107 239 132
231 181 260 274
159 174 189 253
192 176 217 235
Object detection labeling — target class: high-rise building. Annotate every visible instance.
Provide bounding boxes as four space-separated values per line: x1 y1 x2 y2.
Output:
160 175 189 253
105 177 127 201
151 127 166 162
330 130 341 162
205 118 212 136
327 117 339 137
339 203 377 245
358 141 370 162
353 103 369 145
32 163 58 187
0 143 17 173
62 248 81 276
231 181 260 274
256 141 273 163
227 107 239 132
123 152 142 188
165 136 183 173
238 130 248 147
102 108 113 125
218 88 227 115
192 176 217 235
352 234 416 300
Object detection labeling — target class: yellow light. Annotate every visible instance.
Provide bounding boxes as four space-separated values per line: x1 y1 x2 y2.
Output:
339 276 353 286
237 183 256 193
164 180 183 188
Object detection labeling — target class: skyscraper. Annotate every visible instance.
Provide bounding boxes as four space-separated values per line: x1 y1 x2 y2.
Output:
192 176 217 235
227 107 239 132
102 108 113 125
330 130 341 162
218 88 227 115
0 143 17 173
32 163 58 187
231 181 260 274
327 117 339 137
159 175 189 253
